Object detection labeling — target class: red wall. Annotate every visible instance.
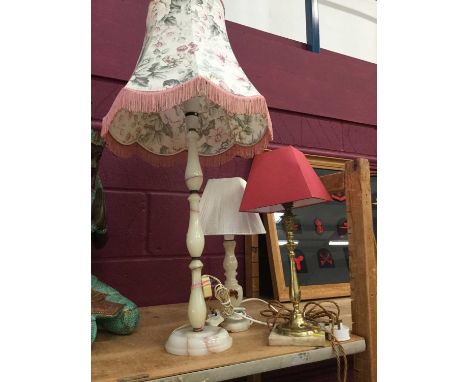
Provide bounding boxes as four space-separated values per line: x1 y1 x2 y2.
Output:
91 0 376 308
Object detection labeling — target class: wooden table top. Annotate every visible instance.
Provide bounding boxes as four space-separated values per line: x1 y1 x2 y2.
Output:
92 301 365 382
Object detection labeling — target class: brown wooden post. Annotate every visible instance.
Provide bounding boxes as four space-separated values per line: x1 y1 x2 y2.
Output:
245 235 261 382
345 159 377 382
247 375 262 382
245 235 260 298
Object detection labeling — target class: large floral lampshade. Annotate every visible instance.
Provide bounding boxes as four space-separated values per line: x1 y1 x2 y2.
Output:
102 0 272 166
100 0 273 357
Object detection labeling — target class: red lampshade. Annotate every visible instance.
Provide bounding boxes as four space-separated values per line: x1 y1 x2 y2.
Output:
239 146 332 213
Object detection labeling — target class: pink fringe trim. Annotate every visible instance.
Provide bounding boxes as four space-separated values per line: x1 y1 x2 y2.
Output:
101 76 272 137
101 75 273 167
104 121 272 167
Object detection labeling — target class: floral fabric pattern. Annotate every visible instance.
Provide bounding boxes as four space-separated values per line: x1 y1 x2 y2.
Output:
107 0 271 159
129 0 254 96
110 98 267 156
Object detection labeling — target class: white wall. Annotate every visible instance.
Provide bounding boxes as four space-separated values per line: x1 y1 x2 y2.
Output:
224 0 376 63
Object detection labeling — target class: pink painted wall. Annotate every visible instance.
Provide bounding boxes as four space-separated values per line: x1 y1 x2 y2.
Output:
91 0 376 308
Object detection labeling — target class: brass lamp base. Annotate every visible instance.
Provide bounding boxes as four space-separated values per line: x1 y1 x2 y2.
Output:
275 319 324 337
269 320 326 347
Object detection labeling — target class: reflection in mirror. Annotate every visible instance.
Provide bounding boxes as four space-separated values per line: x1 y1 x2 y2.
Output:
275 169 350 288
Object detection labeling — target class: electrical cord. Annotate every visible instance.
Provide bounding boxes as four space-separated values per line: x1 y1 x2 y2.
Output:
203 275 348 382
204 275 267 325
259 300 348 382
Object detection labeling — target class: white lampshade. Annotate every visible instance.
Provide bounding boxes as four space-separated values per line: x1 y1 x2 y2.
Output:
200 177 266 235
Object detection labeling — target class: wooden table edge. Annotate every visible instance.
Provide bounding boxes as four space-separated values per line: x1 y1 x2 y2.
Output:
109 338 365 382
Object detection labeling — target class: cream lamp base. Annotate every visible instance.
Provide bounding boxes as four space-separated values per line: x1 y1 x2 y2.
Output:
221 317 251 333
165 326 233 356
221 307 252 333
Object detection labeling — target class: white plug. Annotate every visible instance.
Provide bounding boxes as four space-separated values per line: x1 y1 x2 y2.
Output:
319 322 351 342
331 322 350 341
205 310 224 327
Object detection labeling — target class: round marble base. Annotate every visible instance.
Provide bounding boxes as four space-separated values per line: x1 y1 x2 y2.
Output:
221 316 252 332
220 307 252 332
165 325 233 356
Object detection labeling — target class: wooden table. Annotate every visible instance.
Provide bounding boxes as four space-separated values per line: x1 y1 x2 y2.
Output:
92 302 365 382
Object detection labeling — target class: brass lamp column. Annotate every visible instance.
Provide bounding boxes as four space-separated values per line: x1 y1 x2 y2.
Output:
275 202 322 337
